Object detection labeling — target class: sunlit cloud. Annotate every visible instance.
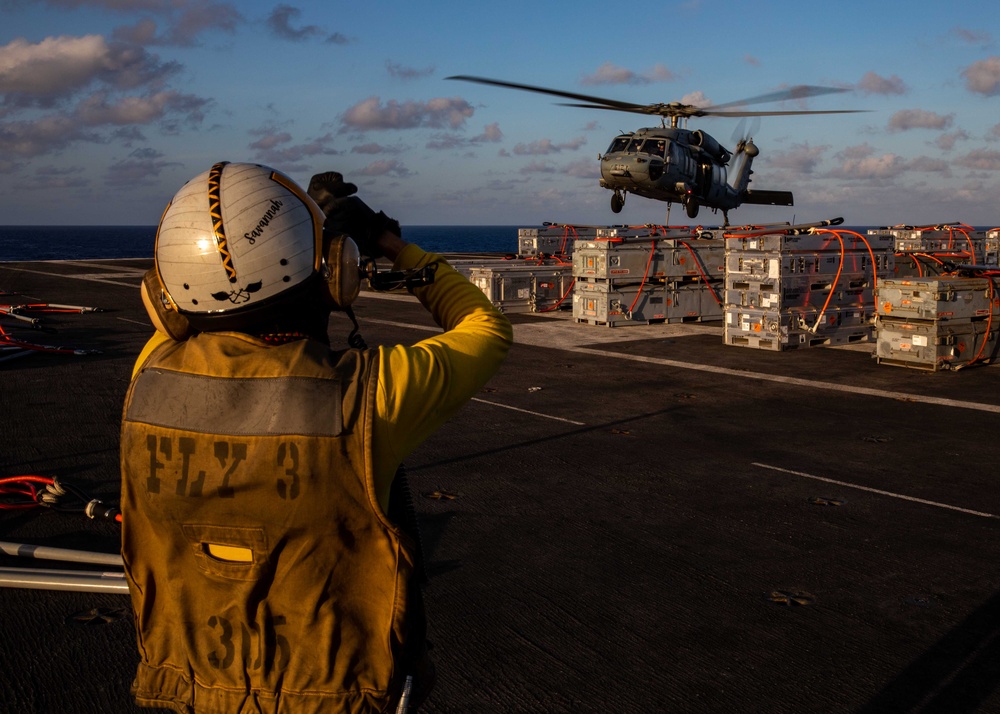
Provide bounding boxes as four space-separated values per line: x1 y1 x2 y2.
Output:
0 35 180 104
767 142 830 174
962 57 1000 96
857 71 907 96
933 130 969 151
341 96 474 131
581 62 678 85
356 159 412 177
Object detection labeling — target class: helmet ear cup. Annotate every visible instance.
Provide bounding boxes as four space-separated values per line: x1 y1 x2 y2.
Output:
141 268 194 341
322 234 361 309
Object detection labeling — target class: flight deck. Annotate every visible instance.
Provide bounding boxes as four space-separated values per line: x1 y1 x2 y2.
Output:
3 256 1000 713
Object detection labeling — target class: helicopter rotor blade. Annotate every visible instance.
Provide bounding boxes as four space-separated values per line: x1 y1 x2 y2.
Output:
709 85 849 111
700 108 866 117
448 75 867 120
558 102 665 116
447 75 648 112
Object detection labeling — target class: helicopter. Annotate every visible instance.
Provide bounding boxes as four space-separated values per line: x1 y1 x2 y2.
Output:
447 75 862 226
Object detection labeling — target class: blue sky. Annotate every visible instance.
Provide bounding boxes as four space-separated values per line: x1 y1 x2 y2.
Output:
2 0 1000 228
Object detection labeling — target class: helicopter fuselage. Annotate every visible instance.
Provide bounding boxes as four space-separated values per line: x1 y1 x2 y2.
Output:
599 126 747 217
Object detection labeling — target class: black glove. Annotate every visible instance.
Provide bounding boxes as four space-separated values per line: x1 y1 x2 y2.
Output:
307 172 400 259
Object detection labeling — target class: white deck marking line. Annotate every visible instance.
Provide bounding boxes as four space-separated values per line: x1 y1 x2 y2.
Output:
0 266 138 288
565 345 1000 415
117 317 151 326
753 462 1000 519
471 398 586 425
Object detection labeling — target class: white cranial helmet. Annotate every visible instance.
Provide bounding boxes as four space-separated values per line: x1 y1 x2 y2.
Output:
155 162 325 319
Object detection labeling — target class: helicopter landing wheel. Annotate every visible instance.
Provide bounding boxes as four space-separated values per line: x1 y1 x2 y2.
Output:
610 191 624 213
685 197 699 219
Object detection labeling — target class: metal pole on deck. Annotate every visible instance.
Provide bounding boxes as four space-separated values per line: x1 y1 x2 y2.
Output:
0 567 129 594
0 540 124 568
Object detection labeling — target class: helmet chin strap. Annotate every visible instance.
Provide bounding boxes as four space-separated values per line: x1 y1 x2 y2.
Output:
344 305 367 349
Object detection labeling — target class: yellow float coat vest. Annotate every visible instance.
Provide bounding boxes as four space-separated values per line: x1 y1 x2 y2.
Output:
120 332 416 713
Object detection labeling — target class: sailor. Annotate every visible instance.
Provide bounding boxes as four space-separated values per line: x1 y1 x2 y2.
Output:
120 162 512 712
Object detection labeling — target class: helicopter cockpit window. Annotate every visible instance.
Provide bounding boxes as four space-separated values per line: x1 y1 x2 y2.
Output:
627 138 645 153
607 137 630 153
647 140 666 158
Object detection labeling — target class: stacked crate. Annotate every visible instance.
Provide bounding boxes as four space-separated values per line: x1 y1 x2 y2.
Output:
463 225 585 313
517 224 604 258
875 275 999 370
468 259 574 314
986 229 1000 265
724 229 894 350
572 226 725 327
876 226 988 278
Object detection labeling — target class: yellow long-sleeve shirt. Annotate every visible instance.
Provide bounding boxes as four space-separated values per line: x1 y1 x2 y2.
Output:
132 243 513 511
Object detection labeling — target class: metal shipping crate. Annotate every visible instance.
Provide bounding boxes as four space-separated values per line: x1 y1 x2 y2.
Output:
725 273 874 313
666 282 724 323
469 264 574 313
518 225 601 257
573 241 724 282
876 276 999 321
727 231 894 254
573 281 667 327
726 250 892 281
892 229 985 263
724 305 873 351
876 317 997 371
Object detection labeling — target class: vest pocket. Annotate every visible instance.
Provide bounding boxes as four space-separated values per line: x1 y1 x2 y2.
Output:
182 523 268 581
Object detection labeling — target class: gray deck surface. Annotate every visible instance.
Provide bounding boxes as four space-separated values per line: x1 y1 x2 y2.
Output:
3 257 1000 713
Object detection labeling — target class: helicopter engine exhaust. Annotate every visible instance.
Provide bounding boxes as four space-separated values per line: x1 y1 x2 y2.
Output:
690 130 731 163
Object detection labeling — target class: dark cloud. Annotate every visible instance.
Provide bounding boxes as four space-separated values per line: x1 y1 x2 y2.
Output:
512 136 586 155
105 146 178 186
0 114 102 157
955 149 1000 171
887 109 954 132
350 142 403 154
267 4 345 44
248 128 341 164
952 27 992 47
386 61 435 80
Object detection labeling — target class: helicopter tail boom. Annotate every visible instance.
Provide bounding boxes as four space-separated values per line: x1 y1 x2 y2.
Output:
741 189 794 207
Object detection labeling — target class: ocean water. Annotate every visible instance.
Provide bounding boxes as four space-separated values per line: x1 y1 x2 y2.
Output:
0 225 525 262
